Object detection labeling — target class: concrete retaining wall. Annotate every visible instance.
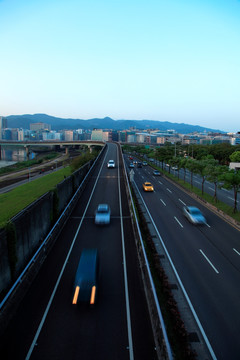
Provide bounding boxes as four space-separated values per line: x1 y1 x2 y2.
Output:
0 160 94 295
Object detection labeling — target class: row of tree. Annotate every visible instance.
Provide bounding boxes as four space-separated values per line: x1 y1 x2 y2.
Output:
123 143 240 213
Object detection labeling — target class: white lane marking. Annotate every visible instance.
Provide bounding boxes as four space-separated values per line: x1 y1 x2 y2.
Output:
158 181 163 185
166 188 172 193
160 199 166 206
233 248 240 256
178 198 186 206
195 180 201 184
117 147 134 360
228 196 239 203
222 188 229 192
26 147 110 360
174 216 183 228
199 250 219 274
208 187 214 192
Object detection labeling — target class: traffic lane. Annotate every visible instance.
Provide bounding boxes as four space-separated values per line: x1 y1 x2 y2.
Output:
30 218 130 360
122 217 158 360
0 216 82 360
151 174 240 271
86 172 120 219
136 181 240 360
139 171 240 274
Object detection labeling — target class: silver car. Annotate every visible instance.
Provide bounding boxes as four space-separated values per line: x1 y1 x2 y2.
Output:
107 160 115 168
183 206 206 225
95 204 111 225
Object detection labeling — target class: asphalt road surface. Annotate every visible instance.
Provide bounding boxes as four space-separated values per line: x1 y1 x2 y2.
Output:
0 144 157 360
125 155 240 360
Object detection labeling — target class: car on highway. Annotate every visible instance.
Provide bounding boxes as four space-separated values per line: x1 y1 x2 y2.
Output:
142 161 148 166
183 206 206 225
107 160 115 168
72 248 99 305
143 182 154 192
95 204 111 225
137 162 142 168
153 170 160 176
129 163 134 168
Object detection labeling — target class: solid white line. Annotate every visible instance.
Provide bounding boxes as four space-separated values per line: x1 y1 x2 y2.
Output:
160 199 166 206
118 147 134 360
228 196 239 203
199 250 219 274
233 248 240 256
25 147 109 360
174 216 183 228
178 198 186 206
222 188 229 192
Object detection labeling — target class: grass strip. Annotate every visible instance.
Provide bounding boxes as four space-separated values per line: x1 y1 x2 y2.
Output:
0 167 71 228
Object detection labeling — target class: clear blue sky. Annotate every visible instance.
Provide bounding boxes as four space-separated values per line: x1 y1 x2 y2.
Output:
1 0 240 132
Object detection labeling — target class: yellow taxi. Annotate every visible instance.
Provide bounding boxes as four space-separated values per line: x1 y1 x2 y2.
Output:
142 182 154 192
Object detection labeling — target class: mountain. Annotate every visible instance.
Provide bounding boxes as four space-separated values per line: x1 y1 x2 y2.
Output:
5 114 224 134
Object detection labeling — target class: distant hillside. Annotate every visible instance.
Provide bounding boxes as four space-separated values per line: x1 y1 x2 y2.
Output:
5 113 224 134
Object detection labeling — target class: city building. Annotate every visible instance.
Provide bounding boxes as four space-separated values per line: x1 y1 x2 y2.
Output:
0 116 7 139
30 122 51 131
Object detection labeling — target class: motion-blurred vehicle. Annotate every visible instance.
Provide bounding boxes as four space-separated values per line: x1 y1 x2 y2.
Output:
107 160 115 168
183 206 206 225
153 170 160 176
129 163 134 168
95 204 111 225
142 161 148 166
137 162 142 168
129 156 133 160
72 249 99 305
143 182 154 192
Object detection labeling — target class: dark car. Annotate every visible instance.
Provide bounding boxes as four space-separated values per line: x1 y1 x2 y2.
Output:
137 162 142 168
183 206 206 225
72 249 99 305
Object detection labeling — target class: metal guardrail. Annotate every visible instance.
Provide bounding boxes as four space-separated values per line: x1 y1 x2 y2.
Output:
0 146 106 311
120 148 173 360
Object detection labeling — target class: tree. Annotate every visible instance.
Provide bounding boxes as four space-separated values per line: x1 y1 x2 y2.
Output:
194 158 218 195
230 151 240 163
205 164 227 202
219 169 240 213
186 159 198 189
180 158 188 183
169 157 182 180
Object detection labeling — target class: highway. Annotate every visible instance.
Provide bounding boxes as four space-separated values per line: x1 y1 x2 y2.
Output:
125 156 240 360
0 143 157 360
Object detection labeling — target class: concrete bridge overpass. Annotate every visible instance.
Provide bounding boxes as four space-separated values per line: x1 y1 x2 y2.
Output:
0 140 105 159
